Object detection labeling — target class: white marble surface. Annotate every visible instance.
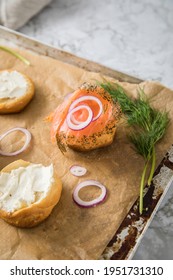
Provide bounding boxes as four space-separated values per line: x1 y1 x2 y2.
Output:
19 0 173 259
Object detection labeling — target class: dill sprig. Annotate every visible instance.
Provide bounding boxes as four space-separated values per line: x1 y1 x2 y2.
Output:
0 46 30 65
100 82 169 214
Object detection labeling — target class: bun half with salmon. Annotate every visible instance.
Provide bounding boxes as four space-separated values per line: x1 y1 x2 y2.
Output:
0 160 62 228
50 83 121 152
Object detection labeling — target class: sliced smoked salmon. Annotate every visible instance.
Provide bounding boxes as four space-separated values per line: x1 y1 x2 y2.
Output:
50 83 121 152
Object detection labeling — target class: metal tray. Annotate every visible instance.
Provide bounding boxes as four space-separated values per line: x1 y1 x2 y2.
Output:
0 26 173 260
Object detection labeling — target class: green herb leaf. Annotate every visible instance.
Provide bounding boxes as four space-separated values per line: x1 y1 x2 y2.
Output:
100 82 169 214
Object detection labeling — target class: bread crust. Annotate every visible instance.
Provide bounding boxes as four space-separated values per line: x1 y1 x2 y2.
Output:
0 70 35 114
0 160 62 228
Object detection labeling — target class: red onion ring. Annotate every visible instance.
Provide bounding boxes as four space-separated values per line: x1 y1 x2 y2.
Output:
70 165 87 177
69 95 103 121
73 180 107 208
0 127 31 156
66 105 93 130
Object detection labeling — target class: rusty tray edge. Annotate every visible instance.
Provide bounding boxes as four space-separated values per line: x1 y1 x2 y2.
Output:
101 146 173 260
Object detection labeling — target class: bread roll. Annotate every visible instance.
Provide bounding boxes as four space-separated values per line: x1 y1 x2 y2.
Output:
51 83 121 152
0 160 62 228
0 70 34 113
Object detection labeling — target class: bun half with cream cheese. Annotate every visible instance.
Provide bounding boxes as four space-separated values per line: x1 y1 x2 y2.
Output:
0 160 62 228
0 70 34 114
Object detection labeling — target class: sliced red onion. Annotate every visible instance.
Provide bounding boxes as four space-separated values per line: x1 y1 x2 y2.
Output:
73 180 107 208
66 105 93 130
69 95 103 121
70 165 87 177
0 127 31 156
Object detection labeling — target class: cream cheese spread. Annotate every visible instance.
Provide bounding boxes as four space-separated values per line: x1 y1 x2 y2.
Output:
0 71 27 99
0 163 54 212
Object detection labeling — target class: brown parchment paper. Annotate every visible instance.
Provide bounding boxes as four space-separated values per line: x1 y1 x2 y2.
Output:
0 48 173 260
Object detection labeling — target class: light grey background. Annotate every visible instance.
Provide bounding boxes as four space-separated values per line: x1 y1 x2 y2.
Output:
19 0 173 259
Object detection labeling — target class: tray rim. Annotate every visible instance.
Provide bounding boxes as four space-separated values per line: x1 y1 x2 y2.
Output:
0 26 143 84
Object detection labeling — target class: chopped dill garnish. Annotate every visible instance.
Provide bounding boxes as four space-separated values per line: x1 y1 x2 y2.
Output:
100 82 169 214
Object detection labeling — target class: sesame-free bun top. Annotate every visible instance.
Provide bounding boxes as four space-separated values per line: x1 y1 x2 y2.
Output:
0 160 62 228
0 70 34 114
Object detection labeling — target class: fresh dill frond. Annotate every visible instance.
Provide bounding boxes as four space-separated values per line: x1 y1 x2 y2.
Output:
129 110 169 156
129 131 154 159
100 82 170 214
149 110 169 144
100 82 135 116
